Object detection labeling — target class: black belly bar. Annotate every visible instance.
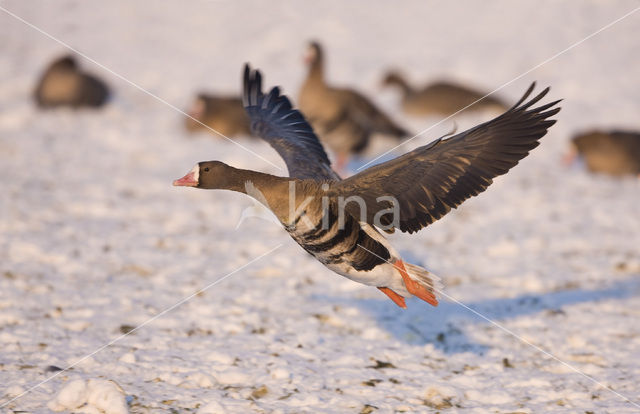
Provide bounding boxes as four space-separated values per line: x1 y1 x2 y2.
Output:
292 213 391 272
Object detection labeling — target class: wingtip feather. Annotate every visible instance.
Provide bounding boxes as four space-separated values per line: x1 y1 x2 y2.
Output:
510 82 536 109
242 63 251 107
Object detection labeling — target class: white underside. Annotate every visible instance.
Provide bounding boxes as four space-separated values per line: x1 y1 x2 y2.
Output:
324 222 413 297
327 260 412 297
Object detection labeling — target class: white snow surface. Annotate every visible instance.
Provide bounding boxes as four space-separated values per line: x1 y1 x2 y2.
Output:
1 1 639 413
47 379 127 414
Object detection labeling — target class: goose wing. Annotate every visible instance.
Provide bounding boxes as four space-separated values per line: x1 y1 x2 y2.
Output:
243 64 339 181
330 83 561 233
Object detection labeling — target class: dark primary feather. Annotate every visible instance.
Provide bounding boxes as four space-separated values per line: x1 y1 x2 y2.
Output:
330 83 561 233
242 64 339 180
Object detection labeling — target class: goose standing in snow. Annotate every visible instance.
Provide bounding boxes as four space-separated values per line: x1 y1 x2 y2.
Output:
565 130 640 177
185 94 253 138
174 65 560 309
298 41 410 173
33 55 109 108
381 71 508 118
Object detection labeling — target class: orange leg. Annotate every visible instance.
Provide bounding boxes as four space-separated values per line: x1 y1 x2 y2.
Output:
394 259 438 307
378 287 406 309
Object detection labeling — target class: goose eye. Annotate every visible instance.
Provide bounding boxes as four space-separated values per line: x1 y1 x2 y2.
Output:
204 167 210 172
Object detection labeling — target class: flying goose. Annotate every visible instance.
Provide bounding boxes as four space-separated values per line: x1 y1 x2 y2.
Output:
174 64 560 309
34 55 109 108
185 94 253 138
382 70 508 117
566 130 640 177
298 41 410 173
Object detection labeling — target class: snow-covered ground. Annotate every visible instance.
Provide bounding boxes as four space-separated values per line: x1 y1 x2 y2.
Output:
1 1 639 412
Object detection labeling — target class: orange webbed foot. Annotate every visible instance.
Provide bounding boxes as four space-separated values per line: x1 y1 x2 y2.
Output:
378 287 407 309
394 259 438 307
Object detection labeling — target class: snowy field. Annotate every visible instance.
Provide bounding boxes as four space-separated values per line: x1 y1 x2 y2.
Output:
1 1 640 413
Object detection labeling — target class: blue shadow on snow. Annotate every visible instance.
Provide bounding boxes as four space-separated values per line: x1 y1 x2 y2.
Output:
313 277 640 355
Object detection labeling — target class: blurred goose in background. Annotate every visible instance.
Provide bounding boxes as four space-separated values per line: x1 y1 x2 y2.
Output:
381 70 508 118
33 55 109 108
299 41 410 173
184 94 253 138
565 130 640 177
174 64 560 309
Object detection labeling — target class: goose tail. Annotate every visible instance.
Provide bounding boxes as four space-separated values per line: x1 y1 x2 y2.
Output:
399 260 442 306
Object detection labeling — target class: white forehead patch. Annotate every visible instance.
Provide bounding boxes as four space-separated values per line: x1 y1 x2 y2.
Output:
191 164 200 182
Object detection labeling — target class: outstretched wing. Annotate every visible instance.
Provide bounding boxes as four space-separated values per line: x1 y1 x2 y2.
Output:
330 83 561 233
243 64 339 181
